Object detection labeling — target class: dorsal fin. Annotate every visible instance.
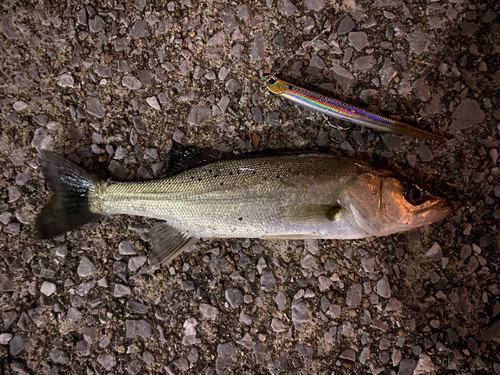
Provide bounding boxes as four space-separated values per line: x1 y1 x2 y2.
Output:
162 143 221 177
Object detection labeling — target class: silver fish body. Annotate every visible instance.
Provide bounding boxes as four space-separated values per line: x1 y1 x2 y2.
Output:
91 153 367 239
37 150 452 265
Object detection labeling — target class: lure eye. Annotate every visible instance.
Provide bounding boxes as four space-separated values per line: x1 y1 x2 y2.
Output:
268 77 277 85
403 183 426 206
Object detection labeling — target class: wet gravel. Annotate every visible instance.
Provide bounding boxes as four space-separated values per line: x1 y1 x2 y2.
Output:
1 0 500 374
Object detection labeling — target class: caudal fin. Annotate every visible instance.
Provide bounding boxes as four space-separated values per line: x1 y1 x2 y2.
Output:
36 151 104 238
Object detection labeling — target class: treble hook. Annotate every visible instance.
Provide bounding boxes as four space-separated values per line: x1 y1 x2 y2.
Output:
323 115 351 131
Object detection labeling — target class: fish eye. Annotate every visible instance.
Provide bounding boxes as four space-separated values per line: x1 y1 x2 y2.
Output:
403 183 426 206
268 77 277 85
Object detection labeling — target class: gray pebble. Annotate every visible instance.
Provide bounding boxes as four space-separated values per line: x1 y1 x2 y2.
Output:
126 300 148 314
9 335 29 356
226 78 241 93
398 359 417 375
377 276 391 298
225 288 243 308
97 353 117 371
216 342 236 372
406 31 427 55
346 283 362 307
8 186 21 202
254 342 269 364
199 303 218 320
338 16 355 35
40 281 56 296
128 256 147 272
126 319 152 338
348 31 369 51
291 300 311 325
86 98 106 118
271 318 288 332
89 16 105 33
188 105 211 126
122 75 142 90
77 255 96 278
114 283 131 297
130 19 150 38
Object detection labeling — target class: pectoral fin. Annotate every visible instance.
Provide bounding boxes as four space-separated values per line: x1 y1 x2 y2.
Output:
281 204 342 224
149 223 198 266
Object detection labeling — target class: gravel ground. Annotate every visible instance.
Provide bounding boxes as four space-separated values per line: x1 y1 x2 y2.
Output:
1 0 499 374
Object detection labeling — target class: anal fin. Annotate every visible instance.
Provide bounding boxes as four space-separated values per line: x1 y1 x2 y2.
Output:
149 223 198 266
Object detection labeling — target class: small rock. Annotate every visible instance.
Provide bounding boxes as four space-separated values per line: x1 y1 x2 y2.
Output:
7 186 21 202
226 78 241 93
219 8 237 28
338 16 355 35
50 348 69 364
425 243 443 261
225 288 243 308
134 0 146 12
119 240 137 255
261 269 277 292
377 276 391 298
451 98 485 129
207 32 225 46
340 348 356 361
216 342 236 373
239 311 252 326
188 106 211 126
301 254 317 269
130 20 150 38
346 283 362 307
271 318 288 332
199 303 218 320
77 256 96 277
353 55 374 70
291 300 311 326
407 31 428 55
278 0 298 17
126 320 152 338
89 16 105 33
276 290 286 310
146 96 161 110
128 256 147 272
86 98 106 118
126 300 148 314
97 353 117 371
40 281 56 296
398 359 417 375
348 31 369 51
412 78 431 101
122 75 142 90
114 284 131 297
417 144 433 162
9 335 29 356
57 73 74 88
332 66 355 90
251 33 265 62
254 342 269 364
305 0 324 11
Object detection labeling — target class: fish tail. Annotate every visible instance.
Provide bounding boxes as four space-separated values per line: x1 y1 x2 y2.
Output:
36 151 105 238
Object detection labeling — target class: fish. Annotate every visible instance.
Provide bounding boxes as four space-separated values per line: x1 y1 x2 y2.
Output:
263 75 447 141
36 146 452 266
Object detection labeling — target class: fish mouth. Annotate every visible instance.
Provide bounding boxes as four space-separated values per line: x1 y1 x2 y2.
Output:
413 199 454 226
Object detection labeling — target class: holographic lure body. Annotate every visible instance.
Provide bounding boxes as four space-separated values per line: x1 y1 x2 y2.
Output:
264 75 446 140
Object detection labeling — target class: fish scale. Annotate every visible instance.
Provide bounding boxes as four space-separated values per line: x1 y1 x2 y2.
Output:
92 154 364 239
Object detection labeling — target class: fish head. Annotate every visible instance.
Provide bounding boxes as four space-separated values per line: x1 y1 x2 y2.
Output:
339 172 452 237
263 74 287 94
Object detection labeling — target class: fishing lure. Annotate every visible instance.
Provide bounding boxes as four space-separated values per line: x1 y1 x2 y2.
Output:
264 75 446 141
